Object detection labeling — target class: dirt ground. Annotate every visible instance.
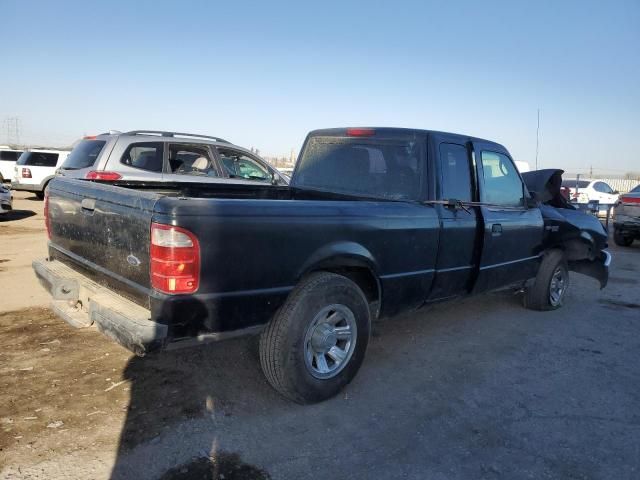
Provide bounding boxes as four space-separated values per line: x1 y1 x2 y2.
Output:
1 191 639 479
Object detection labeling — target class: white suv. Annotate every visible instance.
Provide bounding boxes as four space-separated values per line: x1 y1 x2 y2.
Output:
11 149 70 199
0 147 24 183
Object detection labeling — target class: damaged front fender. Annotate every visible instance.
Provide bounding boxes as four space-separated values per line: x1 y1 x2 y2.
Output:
569 250 611 289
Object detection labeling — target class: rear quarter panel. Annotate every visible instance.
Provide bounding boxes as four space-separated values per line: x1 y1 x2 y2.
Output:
152 197 441 332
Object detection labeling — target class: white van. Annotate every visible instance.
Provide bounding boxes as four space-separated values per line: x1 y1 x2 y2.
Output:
11 149 70 199
0 147 24 183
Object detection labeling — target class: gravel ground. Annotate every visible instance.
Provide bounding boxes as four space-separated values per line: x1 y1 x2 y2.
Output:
1 191 639 479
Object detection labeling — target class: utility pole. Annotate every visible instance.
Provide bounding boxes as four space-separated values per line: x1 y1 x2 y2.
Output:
535 109 540 170
589 165 593 178
3 116 21 145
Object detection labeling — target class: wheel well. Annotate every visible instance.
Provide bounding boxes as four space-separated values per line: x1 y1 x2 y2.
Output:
311 266 380 305
554 238 594 261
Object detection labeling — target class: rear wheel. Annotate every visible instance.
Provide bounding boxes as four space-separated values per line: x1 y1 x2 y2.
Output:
524 249 569 311
259 272 371 404
35 191 45 200
613 228 634 247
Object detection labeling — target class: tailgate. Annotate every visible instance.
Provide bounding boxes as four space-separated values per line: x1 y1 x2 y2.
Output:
47 178 161 305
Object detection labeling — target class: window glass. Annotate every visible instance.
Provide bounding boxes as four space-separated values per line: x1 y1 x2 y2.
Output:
219 150 271 182
597 182 613 194
120 142 163 172
439 143 472 202
16 152 59 167
62 140 106 169
295 134 424 200
481 151 524 207
167 144 218 177
0 151 22 161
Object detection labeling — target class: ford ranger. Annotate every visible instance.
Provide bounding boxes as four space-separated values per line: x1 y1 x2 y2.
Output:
33 127 610 403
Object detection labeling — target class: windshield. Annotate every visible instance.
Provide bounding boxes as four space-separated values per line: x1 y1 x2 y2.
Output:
630 184 640 193
294 132 425 200
562 180 590 188
17 152 59 167
62 139 106 170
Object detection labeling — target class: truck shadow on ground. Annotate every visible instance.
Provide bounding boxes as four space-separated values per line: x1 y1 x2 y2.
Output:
0 209 36 221
109 289 528 479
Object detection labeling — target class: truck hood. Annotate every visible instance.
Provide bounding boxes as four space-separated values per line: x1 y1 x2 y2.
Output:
522 169 608 252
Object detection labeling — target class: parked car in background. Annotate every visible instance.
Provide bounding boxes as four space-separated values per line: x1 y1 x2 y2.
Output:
612 184 640 246
11 149 70 199
0 183 11 214
561 179 619 205
0 147 24 183
57 130 288 186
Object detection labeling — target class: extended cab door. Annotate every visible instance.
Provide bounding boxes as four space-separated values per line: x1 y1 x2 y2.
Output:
473 143 544 292
427 140 480 301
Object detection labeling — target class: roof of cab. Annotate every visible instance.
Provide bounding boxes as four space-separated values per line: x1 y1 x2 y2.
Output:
306 127 506 150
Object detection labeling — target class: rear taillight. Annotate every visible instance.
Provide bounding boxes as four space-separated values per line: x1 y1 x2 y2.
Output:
150 223 200 294
85 171 122 181
621 196 640 204
44 193 51 239
22 168 32 178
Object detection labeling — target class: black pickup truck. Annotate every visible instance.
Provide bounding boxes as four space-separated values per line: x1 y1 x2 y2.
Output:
34 127 610 403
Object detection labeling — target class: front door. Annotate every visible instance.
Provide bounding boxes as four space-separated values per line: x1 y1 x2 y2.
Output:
473 143 544 292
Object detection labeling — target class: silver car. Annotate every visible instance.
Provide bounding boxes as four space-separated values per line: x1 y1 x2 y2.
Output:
57 130 288 186
0 183 12 215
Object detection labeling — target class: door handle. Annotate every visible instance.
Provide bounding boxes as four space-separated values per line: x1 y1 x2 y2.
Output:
81 198 96 213
491 223 502 236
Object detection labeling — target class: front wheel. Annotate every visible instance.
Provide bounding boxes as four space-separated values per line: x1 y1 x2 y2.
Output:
613 228 634 247
524 249 569 311
259 272 371 404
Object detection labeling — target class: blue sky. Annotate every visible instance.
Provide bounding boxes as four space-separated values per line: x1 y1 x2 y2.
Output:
1 0 638 174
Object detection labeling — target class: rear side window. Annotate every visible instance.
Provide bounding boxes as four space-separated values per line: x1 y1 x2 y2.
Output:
17 152 59 167
0 151 22 161
295 134 424 200
121 142 164 172
480 151 524 207
439 143 472 202
63 140 106 169
168 144 219 177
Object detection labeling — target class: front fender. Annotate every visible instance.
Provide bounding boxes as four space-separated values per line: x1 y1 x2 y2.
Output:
569 250 611 289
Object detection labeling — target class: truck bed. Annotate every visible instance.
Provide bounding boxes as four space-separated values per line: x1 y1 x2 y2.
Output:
44 177 442 351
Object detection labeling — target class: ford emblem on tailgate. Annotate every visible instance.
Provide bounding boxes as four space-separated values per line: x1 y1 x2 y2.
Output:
127 254 141 267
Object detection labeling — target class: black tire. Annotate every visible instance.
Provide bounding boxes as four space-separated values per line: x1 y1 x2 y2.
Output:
524 249 569 311
35 191 45 200
259 272 371 404
613 228 634 247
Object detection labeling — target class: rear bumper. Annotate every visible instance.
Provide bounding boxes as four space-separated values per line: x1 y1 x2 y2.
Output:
614 218 640 234
11 181 42 193
32 257 167 355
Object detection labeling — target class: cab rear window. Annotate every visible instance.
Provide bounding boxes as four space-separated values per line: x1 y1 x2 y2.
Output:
17 152 59 167
62 140 106 170
294 132 425 200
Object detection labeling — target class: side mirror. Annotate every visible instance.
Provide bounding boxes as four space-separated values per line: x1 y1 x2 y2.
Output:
526 192 539 208
613 190 619 195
